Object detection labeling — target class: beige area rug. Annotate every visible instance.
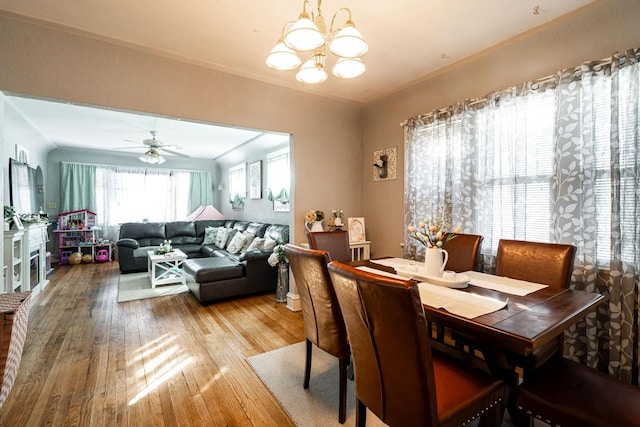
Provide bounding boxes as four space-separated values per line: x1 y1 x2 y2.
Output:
117 272 189 302
247 342 532 427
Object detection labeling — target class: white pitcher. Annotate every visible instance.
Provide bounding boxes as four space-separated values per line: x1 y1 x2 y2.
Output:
305 220 324 233
423 248 448 277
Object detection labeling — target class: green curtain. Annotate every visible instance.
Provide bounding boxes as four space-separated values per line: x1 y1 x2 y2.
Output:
188 171 213 212
61 162 96 213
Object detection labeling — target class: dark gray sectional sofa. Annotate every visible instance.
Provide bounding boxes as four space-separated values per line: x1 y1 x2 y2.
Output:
116 219 289 304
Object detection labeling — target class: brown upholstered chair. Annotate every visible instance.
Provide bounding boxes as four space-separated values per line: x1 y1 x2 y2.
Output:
495 239 576 370
307 230 351 263
495 239 576 290
443 233 483 273
516 357 640 427
283 244 350 424
327 260 506 427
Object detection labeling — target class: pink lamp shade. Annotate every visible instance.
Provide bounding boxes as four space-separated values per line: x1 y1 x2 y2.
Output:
185 205 226 221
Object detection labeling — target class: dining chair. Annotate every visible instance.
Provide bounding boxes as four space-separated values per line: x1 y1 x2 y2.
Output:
327 260 506 427
443 233 483 273
283 244 350 424
307 230 351 263
516 357 640 427
495 239 576 370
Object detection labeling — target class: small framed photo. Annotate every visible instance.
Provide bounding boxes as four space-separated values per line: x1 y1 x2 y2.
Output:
11 215 24 230
249 160 262 199
273 201 289 212
348 217 366 242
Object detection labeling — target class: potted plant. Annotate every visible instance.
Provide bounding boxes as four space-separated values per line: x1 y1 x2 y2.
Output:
3 206 15 230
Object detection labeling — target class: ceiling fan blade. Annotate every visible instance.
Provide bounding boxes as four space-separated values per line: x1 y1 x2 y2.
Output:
162 148 190 158
112 146 146 150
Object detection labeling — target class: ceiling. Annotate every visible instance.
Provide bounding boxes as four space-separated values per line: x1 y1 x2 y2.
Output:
1 0 597 159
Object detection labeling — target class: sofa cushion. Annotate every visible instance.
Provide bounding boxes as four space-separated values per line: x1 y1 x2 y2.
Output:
203 227 219 245
226 232 247 254
263 236 277 250
215 228 230 248
246 237 265 251
233 221 250 233
119 222 165 247
240 231 256 252
165 221 197 244
176 244 204 257
183 257 244 283
264 224 290 246
245 222 270 238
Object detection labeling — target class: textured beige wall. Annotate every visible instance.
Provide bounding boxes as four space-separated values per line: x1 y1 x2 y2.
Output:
362 0 640 258
0 14 363 246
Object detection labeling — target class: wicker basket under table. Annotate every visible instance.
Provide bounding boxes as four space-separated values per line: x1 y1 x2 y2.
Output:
0 292 31 407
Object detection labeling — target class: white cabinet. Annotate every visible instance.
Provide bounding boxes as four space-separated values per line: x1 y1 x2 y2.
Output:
25 223 49 293
3 229 27 293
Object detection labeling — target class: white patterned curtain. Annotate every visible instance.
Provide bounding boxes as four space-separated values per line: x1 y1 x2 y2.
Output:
404 48 640 383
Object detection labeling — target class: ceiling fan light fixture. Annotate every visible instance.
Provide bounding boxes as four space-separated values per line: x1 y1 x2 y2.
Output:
139 150 166 165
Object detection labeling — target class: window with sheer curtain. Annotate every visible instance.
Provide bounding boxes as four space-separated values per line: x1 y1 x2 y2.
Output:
266 147 290 204
228 163 246 205
61 162 212 242
404 48 639 383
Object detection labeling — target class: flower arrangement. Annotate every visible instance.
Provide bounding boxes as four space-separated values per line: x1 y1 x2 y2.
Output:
408 210 462 249
305 209 325 224
268 244 288 267
154 239 173 255
332 209 344 219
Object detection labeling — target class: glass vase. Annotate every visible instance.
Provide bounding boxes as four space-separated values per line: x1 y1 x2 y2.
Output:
276 263 289 303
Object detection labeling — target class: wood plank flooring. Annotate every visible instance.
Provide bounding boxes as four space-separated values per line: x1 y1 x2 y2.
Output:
0 261 304 426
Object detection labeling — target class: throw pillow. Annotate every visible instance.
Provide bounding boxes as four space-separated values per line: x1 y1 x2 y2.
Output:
263 236 277 251
226 232 247 254
246 237 265 251
202 226 219 245
215 228 230 248
239 231 256 253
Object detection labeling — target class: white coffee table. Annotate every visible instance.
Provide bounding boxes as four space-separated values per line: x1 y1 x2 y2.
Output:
147 249 188 288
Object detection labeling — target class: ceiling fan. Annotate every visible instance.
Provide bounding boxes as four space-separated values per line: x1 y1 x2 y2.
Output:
114 131 190 164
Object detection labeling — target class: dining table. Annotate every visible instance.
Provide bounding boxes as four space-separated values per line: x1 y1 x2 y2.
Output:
351 258 605 418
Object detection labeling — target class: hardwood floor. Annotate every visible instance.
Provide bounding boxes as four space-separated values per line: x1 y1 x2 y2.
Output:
0 262 304 426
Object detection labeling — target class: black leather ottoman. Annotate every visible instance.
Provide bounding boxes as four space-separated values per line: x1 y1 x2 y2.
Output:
183 257 248 304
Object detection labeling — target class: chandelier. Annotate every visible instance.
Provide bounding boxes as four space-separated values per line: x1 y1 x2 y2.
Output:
265 0 368 84
139 149 166 165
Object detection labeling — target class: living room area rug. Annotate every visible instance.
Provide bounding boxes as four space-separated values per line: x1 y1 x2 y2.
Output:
247 342 527 427
117 272 189 302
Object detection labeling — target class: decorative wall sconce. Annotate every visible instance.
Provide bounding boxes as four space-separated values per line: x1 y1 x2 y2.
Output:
373 155 388 179
373 147 397 181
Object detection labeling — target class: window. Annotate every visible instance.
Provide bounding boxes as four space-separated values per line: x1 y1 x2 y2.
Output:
228 163 246 205
266 147 290 204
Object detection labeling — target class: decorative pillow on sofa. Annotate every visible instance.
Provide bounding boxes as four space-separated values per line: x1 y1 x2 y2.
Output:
246 237 265 251
215 228 230 248
226 232 247 254
263 236 277 251
202 226 219 245
239 231 256 253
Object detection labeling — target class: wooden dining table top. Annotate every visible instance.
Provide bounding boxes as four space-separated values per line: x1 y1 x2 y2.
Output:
353 259 605 357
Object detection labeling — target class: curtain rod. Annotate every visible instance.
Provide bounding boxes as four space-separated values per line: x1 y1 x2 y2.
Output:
399 47 638 128
61 161 211 175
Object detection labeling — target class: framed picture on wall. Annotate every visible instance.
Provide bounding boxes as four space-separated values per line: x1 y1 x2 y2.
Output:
249 160 262 199
348 217 366 242
273 201 289 212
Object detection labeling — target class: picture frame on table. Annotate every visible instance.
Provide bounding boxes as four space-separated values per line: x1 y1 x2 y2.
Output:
348 217 366 242
249 160 262 199
273 201 289 212
11 215 24 230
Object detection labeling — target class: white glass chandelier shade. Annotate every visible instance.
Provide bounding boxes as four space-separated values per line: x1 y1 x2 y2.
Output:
283 15 324 52
332 57 366 79
296 57 328 84
329 22 368 58
139 150 166 165
266 41 302 71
